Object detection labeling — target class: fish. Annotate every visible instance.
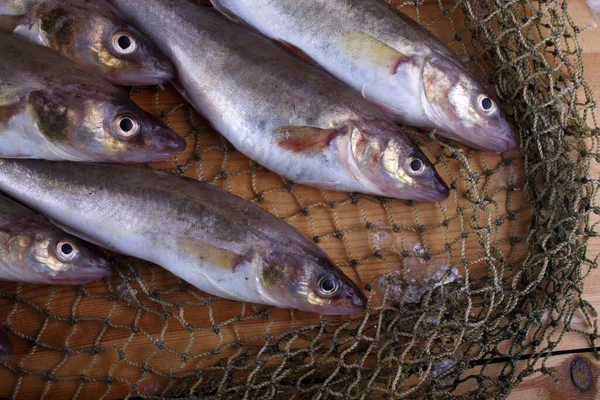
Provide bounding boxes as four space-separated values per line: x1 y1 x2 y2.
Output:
210 0 517 153
0 159 367 315
0 0 175 86
108 0 448 202
0 193 111 285
0 33 186 162
0 328 12 360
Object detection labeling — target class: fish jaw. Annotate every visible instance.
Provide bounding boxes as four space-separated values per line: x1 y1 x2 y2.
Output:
441 108 518 153
106 57 175 86
421 56 517 153
40 263 112 285
257 247 367 315
385 175 450 203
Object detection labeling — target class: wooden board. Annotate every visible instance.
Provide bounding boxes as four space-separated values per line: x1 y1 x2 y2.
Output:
0 0 598 399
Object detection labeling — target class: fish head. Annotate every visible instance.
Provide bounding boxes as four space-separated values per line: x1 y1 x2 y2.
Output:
37 1 175 85
11 221 111 284
29 90 186 162
421 56 516 153
258 247 366 315
348 121 449 202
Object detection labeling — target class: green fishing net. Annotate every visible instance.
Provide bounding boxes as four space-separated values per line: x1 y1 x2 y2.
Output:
1 0 599 398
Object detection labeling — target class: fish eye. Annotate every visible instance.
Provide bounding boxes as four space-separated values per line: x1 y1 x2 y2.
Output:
112 32 137 55
478 95 496 113
114 116 140 138
407 157 426 175
56 240 77 262
318 275 340 297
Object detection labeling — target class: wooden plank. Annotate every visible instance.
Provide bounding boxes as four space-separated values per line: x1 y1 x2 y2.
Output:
510 353 600 399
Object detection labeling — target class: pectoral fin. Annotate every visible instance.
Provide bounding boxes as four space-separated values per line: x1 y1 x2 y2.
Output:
272 125 348 154
179 238 246 272
340 31 411 75
0 14 24 32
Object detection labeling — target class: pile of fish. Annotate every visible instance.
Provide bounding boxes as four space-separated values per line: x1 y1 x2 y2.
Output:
0 0 516 317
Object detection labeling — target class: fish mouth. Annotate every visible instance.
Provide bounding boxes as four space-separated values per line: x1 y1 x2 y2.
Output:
71 256 113 283
143 133 187 161
383 177 450 202
316 285 368 316
119 127 186 163
457 132 518 154
112 61 175 86
491 130 518 153
47 264 112 285
446 116 517 153
419 178 450 202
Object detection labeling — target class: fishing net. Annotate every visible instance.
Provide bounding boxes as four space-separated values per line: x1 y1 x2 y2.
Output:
1 0 599 398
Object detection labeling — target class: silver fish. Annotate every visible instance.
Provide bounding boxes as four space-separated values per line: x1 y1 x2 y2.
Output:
0 193 111 285
0 159 367 315
0 0 175 85
211 0 517 153
109 0 448 202
0 33 186 162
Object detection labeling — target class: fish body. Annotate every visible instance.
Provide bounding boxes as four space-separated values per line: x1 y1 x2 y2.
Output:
211 0 517 153
0 34 185 162
109 0 448 202
0 0 174 85
0 193 111 285
0 159 367 314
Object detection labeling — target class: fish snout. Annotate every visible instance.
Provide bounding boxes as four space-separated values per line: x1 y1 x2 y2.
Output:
107 53 175 86
468 129 518 153
152 57 176 82
331 286 368 315
432 177 450 201
153 128 187 154
134 122 186 161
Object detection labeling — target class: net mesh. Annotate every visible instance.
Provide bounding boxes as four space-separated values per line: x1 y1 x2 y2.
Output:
1 0 599 398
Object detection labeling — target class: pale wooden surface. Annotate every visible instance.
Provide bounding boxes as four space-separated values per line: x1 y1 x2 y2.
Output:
0 0 598 399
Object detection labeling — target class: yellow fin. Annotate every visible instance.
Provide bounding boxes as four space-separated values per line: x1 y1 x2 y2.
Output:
179 239 245 272
340 31 411 74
